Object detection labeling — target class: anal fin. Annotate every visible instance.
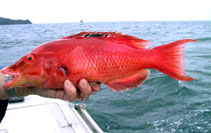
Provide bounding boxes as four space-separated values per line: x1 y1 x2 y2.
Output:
106 69 150 92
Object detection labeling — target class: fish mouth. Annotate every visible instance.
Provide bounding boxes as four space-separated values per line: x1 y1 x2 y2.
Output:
1 67 21 88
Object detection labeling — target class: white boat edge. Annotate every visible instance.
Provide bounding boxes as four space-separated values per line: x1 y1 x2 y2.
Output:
0 95 104 133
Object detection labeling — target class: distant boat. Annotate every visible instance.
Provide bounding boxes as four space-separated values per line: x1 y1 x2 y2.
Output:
80 19 83 23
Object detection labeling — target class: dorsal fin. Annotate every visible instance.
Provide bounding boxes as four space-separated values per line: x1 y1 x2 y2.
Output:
62 31 151 49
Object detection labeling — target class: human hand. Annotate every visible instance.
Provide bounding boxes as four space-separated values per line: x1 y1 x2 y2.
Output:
14 79 101 102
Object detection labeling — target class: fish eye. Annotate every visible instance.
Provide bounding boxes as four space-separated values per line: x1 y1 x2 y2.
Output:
25 54 35 62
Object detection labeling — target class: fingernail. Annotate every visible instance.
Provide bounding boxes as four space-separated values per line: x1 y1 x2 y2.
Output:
81 79 88 88
65 80 72 86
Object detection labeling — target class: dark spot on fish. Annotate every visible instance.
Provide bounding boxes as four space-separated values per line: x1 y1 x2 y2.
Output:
58 66 69 77
83 33 105 38
104 34 109 37
84 34 90 37
89 34 104 37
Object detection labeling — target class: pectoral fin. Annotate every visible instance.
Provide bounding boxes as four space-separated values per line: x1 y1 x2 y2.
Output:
106 69 150 92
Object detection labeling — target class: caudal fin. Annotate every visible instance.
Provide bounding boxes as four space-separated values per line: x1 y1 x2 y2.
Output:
152 39 196 81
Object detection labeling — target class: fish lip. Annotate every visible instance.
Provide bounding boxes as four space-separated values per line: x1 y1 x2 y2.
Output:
1 67 20 77
1 68 20 88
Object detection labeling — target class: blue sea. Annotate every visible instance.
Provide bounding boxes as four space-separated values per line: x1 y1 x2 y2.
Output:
0 21 211 132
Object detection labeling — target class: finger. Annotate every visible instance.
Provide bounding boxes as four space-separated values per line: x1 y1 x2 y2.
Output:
28 87 66 100
78 79 92 101
16 85 74 101
14 87 29 97
89 82 101 92
64 80 77 102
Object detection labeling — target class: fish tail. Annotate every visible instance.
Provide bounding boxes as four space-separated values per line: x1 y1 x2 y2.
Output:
152 39 196 81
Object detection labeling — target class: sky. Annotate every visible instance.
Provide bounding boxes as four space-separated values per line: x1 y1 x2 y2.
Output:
0 0 211 23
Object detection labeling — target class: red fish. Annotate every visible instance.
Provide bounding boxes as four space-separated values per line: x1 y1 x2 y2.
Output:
1 32 196 91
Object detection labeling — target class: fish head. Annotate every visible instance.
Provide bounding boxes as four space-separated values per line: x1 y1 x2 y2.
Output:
1 52 61 88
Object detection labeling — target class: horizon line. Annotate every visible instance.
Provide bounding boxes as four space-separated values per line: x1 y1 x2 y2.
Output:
33 19 211 24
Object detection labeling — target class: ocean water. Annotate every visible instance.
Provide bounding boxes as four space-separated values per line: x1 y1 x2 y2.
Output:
0 21 211 132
